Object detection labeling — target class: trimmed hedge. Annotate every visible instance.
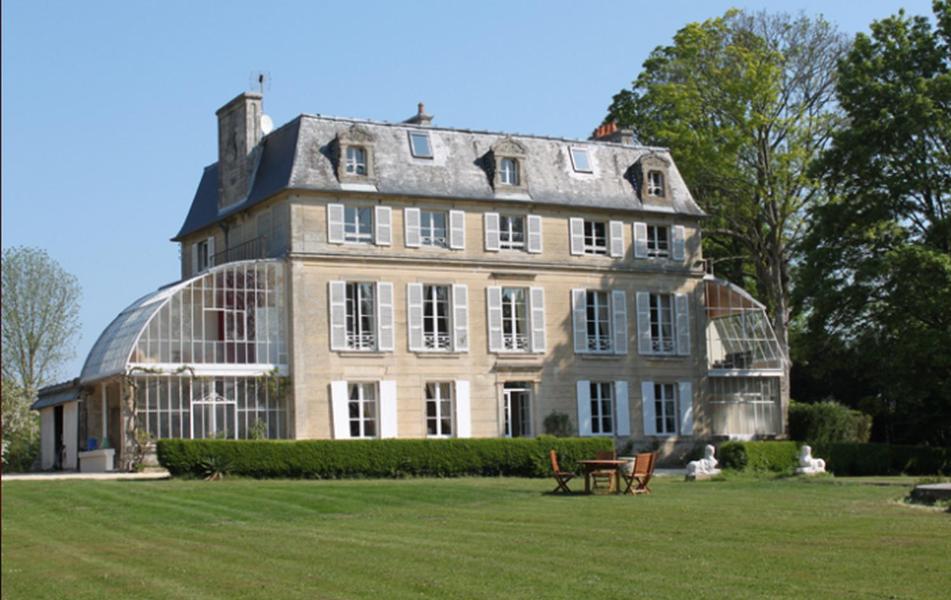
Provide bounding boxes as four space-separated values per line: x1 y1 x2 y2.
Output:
718 441 951 476
789 401 872 444
156 436 614 479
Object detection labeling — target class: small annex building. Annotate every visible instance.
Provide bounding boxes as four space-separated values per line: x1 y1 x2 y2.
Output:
34 92 787 472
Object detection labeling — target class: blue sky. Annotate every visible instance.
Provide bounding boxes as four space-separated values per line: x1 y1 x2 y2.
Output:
1 0 936 381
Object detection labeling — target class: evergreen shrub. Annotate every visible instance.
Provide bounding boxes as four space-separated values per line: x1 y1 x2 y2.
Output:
789 401 872 443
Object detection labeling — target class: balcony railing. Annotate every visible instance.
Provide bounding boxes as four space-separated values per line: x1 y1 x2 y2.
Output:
346 332 376 351
423 333 452 350
502 334 529 351
213 236 268 267
586 335 613 352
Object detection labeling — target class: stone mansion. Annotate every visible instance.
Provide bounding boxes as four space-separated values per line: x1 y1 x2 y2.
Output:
34 92 787 471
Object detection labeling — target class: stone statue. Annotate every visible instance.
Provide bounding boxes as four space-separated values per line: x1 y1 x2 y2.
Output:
685 444 721 480
795 445 826 475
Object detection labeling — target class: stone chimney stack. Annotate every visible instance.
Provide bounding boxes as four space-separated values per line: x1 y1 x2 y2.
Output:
216 92 264 209
404 102 433 126
589 121 635 145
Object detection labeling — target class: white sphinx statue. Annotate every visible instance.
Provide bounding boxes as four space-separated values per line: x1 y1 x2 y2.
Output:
685 445 721 480
795 445 826 475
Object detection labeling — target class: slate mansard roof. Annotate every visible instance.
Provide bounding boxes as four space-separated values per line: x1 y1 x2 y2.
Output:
174 114 705 241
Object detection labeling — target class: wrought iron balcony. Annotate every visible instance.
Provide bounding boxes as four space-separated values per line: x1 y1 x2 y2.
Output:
212 236 269 267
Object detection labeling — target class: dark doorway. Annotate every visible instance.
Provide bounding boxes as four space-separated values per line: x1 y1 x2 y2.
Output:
53 405 64 470
503 382 532 437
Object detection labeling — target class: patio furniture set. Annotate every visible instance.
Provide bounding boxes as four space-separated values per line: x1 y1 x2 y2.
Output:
549 449 657 495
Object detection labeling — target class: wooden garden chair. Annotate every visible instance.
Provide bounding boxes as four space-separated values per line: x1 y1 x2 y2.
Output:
621 451 657 495
549 450 576 493
590 449 618 492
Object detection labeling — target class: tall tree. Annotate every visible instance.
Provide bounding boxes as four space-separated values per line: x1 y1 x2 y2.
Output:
798 1 950 445
1 247 82 396
606 10 849 361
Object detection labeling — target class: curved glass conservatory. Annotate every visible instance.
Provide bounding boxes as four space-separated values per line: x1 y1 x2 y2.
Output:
78 260 289 466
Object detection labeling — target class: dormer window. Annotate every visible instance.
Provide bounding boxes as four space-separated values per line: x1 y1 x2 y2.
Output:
500 158 519 186
570 147 592 173
648 170 665 197
408 132 433 158
346 147 368 175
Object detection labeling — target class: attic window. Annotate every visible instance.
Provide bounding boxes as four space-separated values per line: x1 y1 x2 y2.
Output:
346 147 368 175
648 170 665 196
570 147 592 173
499 158 520 186
409 132 433 159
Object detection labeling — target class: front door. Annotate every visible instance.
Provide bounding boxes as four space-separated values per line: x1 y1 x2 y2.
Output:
503 383 532 437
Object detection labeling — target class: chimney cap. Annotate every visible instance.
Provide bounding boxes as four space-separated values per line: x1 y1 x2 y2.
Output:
215 91 263 116
590 121 634 145
404 101 433 126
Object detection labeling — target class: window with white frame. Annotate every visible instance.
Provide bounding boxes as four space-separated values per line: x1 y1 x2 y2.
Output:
647 170 665 196
196 239 210 272
650 293 675 354
348 382 377 438
501 287 529 351
570 147 592 173
425 382 453 437
590 382 614 435
647 225 670 258
423 285 451 350
409 132 433 158
583 220 608 255
499 215 526 250
654 383 677 434
346 146 368 175
420 210 448 248
345 282 376 350
585 291 612 352
499 158 519 186
344 206 373 243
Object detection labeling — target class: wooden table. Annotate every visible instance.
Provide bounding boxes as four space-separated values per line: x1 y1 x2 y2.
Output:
577 459 628 494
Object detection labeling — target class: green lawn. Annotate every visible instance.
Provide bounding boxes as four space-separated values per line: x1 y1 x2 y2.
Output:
2 475 949 599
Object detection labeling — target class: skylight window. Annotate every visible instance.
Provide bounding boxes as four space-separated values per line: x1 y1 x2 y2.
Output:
409 132 433 158
570 147 592 173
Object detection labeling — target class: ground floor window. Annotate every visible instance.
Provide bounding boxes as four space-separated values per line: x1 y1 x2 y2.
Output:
425 382 453 437
654 383 677 434
590 382 613 435
503 382 531 437
349 382 377 438
135 375 287 440
706 377 781 436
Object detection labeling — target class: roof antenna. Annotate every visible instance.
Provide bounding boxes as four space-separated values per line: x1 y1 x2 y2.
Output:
249 71 271 95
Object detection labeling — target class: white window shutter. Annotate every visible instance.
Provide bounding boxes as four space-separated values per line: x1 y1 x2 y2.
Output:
571 288 588 353
331 380 350 439
379 380 398 438
407 283 424 351
329 281 347 351
374 206 392 246
633 222 648 258
611 289 628 355
576 381 592 436
191 243 199 276
452 284 469 352
404 208 421 247
678 381 693 436
206 236 216 267
636 291 652 355
328 203 345 244
527 214 543 254
609 220 624 257
449 210 465 249
569 218 585 256
672 225 686 261
529 287 546 353
486 287 503 352
455 380 471 438
484 212 501 252
641 381 657 436
376 282 394 351
675 292 690 356
615 381 631 436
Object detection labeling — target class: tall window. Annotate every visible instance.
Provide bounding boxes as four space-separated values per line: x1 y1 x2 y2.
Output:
590 382 614 435
348 383 377 438
425 382 453 437
346 146 368 175
420 210 448 248
583 220 608 255
423 285 451 350
345 283 376 350
649 293 675 354
585 291 612 352
499 158 519 185
647 170 665 196
499 215 525 250
501 287 528 351
646 225 670 258
344 206 373 243
196 240 210 272
654 383 677 434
